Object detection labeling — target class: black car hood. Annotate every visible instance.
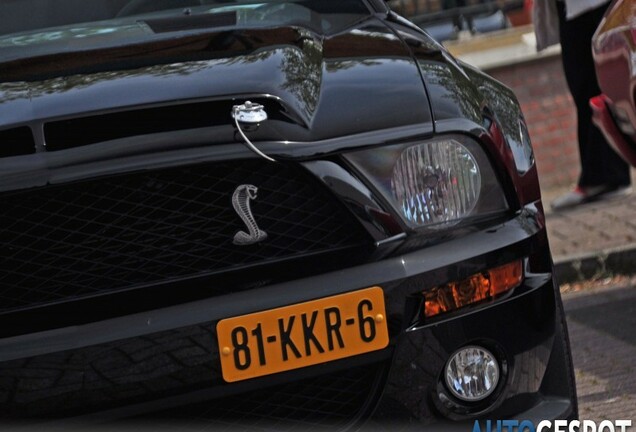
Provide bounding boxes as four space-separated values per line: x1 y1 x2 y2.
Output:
0 20 434 143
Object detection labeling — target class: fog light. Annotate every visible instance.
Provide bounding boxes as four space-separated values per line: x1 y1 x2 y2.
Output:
445 346 499 401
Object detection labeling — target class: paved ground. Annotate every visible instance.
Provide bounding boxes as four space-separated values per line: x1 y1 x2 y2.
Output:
563 284 636 422
544 181 636 423
542 188 636 282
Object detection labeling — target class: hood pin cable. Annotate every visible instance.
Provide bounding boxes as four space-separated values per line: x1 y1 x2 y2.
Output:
232 101 276 162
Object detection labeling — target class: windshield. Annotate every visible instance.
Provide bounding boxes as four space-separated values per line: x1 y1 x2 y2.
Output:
0 0 372 40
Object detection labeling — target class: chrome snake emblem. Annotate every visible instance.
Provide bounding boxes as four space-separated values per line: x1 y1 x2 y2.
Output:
232 184 268 246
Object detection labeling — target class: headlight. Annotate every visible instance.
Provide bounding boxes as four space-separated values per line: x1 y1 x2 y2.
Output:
343 135 508 229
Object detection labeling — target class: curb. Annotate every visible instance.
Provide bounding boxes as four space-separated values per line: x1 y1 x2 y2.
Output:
553 243 636 284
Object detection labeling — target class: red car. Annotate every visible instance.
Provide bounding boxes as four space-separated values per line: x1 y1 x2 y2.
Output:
591 0 636 165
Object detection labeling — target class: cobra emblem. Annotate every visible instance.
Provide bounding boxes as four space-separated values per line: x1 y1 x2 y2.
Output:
232 184 268 246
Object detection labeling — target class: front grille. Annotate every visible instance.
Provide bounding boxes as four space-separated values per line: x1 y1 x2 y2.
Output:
42 98 284 151
0 160 370 313
144 364 386 431
0 126 35 157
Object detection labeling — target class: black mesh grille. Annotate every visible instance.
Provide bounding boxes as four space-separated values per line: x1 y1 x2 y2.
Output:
145 364 385 431
0 126 35 157
0 160 369 313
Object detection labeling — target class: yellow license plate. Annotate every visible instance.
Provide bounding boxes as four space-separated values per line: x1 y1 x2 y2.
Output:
216 287 389 383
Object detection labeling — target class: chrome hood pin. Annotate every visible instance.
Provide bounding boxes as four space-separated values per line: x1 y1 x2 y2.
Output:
232 101 275 162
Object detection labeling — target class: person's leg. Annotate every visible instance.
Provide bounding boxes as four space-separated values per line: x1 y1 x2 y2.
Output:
556 1 630 189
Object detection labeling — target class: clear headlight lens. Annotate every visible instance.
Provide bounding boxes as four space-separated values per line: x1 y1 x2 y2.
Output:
391 140 480 226
344 135 508 229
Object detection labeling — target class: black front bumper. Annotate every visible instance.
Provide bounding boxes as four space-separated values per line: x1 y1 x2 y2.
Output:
0 206 577 429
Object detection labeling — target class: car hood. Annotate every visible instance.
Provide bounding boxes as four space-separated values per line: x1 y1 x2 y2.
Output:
0 19 433 142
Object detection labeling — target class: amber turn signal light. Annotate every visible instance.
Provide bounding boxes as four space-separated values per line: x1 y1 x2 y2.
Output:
424 260 523 318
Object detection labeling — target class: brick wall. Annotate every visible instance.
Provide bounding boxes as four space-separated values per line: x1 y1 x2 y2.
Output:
486 55 580 192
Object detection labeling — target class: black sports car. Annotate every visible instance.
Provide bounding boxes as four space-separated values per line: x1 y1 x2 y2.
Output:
0 0 576 429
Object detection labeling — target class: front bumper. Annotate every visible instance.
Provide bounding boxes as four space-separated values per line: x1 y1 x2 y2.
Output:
0 205 577 428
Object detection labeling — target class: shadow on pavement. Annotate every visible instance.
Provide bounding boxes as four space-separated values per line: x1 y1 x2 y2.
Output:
566 288 636 346
563 286 636 420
